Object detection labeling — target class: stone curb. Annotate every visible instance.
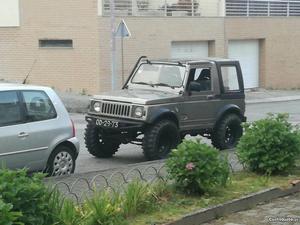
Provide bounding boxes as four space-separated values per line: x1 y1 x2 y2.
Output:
246 96 300 104
166 183 300 225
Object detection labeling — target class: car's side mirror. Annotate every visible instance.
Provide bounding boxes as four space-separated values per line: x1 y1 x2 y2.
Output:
188 81 201 95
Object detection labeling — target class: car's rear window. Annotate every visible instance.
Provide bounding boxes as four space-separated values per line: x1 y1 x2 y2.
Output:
22 90 57 122
0 91 22 127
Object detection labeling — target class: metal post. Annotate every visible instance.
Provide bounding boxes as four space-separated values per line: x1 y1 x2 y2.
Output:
287 0 290 17
121 25 125 85
110 0 117 90
164 0 167 16
247 0 249 17
192 0 194 16
267 0 270 16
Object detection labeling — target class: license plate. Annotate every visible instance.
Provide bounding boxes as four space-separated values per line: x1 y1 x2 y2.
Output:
95 119 119 128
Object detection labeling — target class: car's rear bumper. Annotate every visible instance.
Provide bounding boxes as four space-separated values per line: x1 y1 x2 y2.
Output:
67 136 80 158
86 115 145 131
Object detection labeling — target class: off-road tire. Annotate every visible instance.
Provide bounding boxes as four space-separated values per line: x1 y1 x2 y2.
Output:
211 114 243 150
45 145 76 177
84 123 120 158
143 120 180 160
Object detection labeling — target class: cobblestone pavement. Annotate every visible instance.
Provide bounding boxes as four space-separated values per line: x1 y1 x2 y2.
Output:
204 192 300 225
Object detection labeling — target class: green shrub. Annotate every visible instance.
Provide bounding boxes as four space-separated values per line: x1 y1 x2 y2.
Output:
50 180 170 225
47 189 85 225
0 197 22 225
122 180 156 217
0 169 53 225
166 140 230 194
237 113 300 175
83 190 126 225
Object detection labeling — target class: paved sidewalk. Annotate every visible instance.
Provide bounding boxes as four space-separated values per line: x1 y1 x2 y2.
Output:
245 89 300 104
57 89 300 113
204 192 300 225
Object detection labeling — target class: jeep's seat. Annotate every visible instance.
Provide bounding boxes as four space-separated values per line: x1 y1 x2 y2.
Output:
196 69 211 91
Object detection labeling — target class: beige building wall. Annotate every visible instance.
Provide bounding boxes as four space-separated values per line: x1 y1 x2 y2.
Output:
225 17 300 89
98 17 226 91
98 16 300 92
1 0 300 93
0 0 100 94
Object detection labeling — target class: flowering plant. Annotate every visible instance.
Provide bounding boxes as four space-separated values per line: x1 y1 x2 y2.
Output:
166 140 230 194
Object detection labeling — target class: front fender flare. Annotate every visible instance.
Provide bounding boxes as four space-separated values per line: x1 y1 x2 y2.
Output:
147 108 179 126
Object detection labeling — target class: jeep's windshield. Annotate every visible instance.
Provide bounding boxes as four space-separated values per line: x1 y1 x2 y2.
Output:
131 63 186 88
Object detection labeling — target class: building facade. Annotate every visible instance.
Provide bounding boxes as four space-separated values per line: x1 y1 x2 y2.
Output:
1 0 300 94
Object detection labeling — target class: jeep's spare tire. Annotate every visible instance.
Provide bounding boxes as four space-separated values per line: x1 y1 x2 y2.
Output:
84 123 120 158
143 120 180 160
211 113 243 150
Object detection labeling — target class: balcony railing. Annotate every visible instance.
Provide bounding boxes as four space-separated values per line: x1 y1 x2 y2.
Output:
100 0 300 17
226 0 300 16
102 0 201 17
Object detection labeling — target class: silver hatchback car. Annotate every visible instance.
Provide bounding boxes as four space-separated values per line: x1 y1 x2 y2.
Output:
0 83 79 176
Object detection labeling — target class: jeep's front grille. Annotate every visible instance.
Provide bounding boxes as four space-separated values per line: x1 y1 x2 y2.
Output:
101 102 131 117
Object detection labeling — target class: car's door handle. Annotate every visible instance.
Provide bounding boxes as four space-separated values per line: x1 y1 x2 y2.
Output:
206 95 216 100
18 132 29 138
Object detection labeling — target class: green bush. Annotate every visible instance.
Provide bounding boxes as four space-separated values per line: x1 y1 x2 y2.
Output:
166 140 230 194
84 190 126 225
0 197 22 225
47 189 85 225
122 180 156 217
237 114 300 175
0 169 53 225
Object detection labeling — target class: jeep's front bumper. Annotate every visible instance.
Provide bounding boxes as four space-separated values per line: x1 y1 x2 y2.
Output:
85 114 146 131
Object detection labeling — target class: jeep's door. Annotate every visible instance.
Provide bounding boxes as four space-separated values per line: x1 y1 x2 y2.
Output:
181 64 221 131
0 91 31 169
216 62 245 114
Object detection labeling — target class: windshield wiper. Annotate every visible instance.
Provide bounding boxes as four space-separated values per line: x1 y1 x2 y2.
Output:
153 83 175 89
134 81 154 87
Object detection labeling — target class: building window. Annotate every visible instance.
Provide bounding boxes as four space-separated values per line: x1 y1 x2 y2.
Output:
39 39 73 48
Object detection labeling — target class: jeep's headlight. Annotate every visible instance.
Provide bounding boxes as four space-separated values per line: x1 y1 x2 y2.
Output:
133 106 145 118
93 102 101 112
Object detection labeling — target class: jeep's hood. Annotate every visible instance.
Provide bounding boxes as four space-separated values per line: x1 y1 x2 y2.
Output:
93 89 181 105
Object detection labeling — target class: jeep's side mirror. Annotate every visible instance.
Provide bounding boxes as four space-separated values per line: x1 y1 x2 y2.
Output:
188 81 201 94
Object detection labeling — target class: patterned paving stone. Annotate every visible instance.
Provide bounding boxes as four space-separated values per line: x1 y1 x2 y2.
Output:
203 192 300 225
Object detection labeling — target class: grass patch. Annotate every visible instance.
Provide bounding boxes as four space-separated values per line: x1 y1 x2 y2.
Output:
128 168 300 225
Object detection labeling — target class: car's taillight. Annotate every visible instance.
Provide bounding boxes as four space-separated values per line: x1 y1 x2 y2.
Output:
71 119 76 137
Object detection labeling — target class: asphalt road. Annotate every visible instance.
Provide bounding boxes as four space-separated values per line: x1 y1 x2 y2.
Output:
72 100 300 174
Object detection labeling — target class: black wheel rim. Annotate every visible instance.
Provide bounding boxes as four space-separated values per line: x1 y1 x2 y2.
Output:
157 129 177 158
224 123 241 148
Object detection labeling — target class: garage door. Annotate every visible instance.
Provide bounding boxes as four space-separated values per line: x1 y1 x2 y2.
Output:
228 40 259 89
171 41 209 59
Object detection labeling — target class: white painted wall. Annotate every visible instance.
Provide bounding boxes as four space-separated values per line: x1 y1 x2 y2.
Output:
98 0 103 16
198 0 221 17
0 0 20 27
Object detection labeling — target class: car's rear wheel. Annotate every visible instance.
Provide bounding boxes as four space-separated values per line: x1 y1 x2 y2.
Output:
46 145 76 176
143 120 180 160
211 114 243 150
84 123 120 158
